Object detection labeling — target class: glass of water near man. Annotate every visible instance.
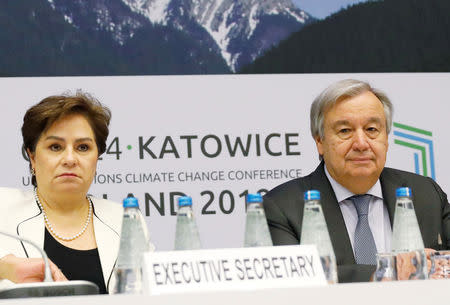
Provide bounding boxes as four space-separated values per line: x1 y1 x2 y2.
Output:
374 250 450 281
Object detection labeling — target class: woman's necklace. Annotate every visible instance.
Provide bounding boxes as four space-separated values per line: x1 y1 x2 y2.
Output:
34 188 92 242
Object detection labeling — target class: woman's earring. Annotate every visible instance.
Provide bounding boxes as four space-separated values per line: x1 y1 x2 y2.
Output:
30 168 35 176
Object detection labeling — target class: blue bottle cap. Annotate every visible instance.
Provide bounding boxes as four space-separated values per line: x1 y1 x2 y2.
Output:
304 190 320 201
396 187 412 197
123 196 139 208
178 196 192 207
246 193 263 204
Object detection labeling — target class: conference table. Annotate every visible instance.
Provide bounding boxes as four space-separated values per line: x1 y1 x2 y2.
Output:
0 279 448 305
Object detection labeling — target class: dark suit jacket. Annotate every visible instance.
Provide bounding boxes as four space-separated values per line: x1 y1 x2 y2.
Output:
263 161 450 283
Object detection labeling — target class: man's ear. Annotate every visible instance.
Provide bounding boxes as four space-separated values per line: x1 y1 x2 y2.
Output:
314 136 324 156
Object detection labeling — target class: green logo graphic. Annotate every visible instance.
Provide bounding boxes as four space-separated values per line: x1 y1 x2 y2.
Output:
393 122 435 180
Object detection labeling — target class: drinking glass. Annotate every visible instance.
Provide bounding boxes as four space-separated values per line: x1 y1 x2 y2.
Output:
374 253 397 281
395 250 428 280
428 250 450 279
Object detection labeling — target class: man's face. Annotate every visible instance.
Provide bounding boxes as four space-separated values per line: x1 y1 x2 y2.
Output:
315 91 389 193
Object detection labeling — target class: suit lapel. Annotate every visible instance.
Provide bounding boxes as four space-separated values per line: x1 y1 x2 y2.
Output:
16 198 45 258
379 169 400 226
92 202 120 288
309 162 355 265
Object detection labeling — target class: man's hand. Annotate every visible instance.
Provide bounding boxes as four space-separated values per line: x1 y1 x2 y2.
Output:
0 254 67 283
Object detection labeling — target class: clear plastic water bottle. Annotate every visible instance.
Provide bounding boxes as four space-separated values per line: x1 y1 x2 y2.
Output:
300 190 338 284
174 196 202 250
112 195 150 294
244 193 273 247
391 187 428 279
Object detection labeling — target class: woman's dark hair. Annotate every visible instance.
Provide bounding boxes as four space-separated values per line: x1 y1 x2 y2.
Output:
22 91 111 187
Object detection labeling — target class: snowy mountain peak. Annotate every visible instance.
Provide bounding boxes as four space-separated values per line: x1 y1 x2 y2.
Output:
189 0 311 70
47 0 312 72
121 0 170 25
124 0 312 71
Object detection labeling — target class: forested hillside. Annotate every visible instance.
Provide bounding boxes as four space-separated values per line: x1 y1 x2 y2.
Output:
241 0 450 73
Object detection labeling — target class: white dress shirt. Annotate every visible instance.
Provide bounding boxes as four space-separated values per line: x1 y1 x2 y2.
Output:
324 165 392 254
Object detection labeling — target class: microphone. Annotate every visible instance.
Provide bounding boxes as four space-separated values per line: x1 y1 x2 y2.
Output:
0 230 99 299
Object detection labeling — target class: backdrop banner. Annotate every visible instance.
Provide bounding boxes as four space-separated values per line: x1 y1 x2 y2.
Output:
1 73 448 250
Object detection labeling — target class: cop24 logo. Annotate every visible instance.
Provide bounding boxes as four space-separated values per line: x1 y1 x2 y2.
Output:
393 122 435 180
22 133 302 161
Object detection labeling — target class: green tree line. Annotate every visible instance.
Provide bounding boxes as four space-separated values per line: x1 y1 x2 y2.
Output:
241 0 450 73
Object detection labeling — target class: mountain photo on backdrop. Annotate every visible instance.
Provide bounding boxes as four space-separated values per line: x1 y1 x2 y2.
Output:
1 0 449 76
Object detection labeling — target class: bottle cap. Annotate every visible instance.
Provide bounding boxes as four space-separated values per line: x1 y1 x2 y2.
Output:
178 196 192 207
304 190 320 200
396 187 412 197
246 193 263 204
123 196 139 208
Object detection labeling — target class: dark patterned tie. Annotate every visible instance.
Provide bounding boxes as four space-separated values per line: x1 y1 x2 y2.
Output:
350 195 377 265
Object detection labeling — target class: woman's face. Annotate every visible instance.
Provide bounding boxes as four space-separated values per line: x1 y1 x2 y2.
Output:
29 114 98 197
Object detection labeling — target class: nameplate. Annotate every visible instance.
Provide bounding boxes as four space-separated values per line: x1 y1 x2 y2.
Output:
142 245 326 295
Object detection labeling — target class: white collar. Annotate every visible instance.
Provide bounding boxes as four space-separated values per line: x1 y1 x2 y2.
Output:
324 164 383 203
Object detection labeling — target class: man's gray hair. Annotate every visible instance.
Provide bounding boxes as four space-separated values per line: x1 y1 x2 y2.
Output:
310 79 393 140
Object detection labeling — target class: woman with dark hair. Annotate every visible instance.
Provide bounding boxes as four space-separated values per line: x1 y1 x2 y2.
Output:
0 92 122 294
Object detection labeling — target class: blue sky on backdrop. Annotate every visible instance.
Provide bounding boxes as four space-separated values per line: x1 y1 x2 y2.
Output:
293 0 369 19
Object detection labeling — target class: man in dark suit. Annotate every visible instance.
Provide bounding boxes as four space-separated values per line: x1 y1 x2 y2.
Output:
263 79 450 283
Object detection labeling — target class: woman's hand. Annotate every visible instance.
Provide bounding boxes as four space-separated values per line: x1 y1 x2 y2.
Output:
0 254 67 283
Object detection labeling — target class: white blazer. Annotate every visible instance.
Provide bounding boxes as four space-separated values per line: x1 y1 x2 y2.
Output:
0 187 123 292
